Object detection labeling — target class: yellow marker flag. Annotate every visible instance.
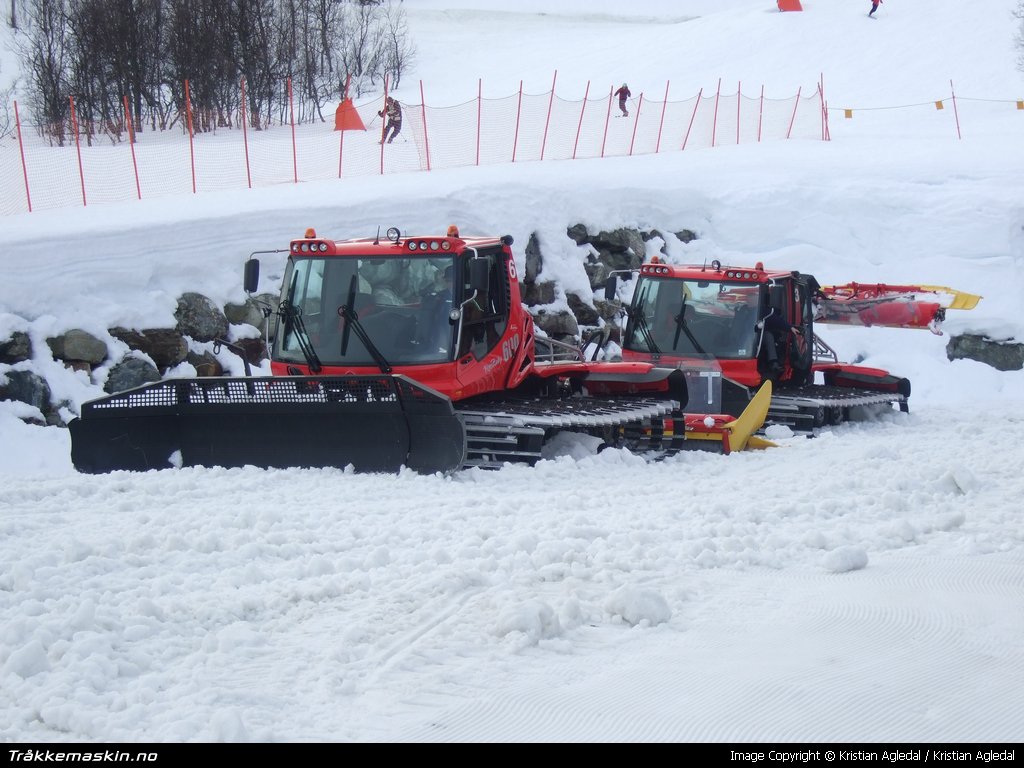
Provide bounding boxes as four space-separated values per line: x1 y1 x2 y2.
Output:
1017 100 1024 110
844 109 853 119
935 100 944 110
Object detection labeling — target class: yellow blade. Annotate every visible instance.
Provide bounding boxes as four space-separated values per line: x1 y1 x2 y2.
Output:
918 285 982 310
722 380 773 453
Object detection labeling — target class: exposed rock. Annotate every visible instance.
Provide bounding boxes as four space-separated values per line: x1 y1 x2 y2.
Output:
210 336 267 371
104 357 161 394
584 260 613 291
47 329 107 365
524 233 543 284
591 227 647 264
593 297 622 322
0 369 52 416
232 337 269 366
569 224 701 289
566 223 589 245
522 280 557 307
224 293 277 334
175 292 229 343
187 350 222 377
568 226 645 272
531 308 579 340
566 293 600 326
47 401 70 428
594 246 642 272
569 224 644 265
63 360 92 374
946 334 1024 372
0 331 32 364
109 327 188 370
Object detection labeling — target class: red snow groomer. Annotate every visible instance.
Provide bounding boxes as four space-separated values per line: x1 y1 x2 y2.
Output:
68 228 775 475
607 258 980 431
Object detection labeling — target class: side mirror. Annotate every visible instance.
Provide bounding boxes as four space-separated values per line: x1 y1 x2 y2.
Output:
604 274 618 302
469 258 489 291
243 258 260 294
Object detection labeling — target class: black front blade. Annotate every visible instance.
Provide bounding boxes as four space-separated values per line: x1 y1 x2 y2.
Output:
69 375 466 475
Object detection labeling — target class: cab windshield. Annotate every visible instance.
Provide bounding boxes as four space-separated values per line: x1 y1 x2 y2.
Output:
275 254 458 366
622 277 760 359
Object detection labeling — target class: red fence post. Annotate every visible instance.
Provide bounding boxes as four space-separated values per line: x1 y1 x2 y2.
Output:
628 92 643 156
655 80 669 154
13 101 32 212
573 81 590 160
476 79 482 166
540 70 557 161
512 80 523 162
420 79 431 171
241 78 252 187
950 79 962 140
682 88 703 150
600 85 613 158
712 78 721 148
69 95 86 207
123 94 141 199
288 77 297 183
786 86 802 139
185 79 196 194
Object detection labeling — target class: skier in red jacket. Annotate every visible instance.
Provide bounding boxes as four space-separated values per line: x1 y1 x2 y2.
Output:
614 83 631 117
869 0 882 17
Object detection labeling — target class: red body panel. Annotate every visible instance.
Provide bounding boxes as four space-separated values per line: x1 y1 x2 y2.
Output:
270 359 468 398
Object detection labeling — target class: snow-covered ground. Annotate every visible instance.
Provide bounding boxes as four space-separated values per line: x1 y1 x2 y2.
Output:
0 0 1022 743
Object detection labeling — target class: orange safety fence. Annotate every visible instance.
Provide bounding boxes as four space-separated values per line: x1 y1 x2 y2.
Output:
1 79 825 216
3 76 1018 216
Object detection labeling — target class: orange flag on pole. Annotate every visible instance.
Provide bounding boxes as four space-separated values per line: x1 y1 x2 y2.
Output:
334 98 365 131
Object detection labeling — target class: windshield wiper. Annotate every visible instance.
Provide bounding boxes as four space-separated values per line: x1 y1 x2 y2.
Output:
672 299 705 354
635 312 660 354
281 272 322 373
339 275 392 374
629 285 660 354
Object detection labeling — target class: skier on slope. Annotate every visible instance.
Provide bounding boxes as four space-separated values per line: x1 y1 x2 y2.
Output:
614 83 631 117
378 96 403 144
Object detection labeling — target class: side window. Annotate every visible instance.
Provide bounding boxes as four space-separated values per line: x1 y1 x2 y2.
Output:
458 249 509 359
280 259 325 356
768 284 788 322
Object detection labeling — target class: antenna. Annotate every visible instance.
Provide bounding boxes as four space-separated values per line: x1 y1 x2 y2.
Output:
374 225 380 245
